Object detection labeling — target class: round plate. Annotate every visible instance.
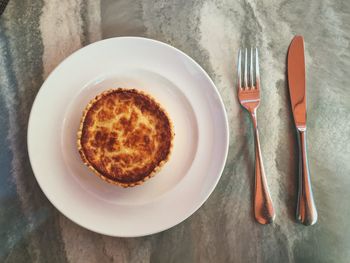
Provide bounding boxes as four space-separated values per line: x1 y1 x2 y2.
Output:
28 37 229 237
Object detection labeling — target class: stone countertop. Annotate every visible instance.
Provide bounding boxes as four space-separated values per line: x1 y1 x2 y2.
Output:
0 0 349 262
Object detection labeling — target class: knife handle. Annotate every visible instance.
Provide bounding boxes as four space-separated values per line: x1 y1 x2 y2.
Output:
251 113 275 224
296 129 318 225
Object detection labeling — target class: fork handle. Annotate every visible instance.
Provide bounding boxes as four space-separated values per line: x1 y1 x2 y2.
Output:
296 129 317 225
250 113 275 224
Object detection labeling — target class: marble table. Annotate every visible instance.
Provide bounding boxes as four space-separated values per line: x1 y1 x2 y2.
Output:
1 0 349 262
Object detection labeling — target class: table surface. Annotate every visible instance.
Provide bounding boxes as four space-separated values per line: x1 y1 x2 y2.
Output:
1 0 350 262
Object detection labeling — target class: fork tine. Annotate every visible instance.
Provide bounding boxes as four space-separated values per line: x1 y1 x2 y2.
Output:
237 49 242 89
244 48 248 88
250 47 253 87
255 48 260 89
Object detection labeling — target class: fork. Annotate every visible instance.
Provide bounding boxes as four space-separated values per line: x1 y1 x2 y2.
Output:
237 48 275 224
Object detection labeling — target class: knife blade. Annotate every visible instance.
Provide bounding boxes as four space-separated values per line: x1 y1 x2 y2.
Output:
287 35 318 226
288 36 307 130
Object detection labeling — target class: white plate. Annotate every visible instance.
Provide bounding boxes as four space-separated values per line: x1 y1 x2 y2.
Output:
28 37 229 237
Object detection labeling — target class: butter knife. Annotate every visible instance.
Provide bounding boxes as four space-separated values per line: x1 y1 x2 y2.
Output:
287 35 317 226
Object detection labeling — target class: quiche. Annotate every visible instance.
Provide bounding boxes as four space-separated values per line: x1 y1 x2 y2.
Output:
77 88 174 187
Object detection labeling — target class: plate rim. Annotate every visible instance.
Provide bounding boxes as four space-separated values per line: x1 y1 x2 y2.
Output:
27 36 229 237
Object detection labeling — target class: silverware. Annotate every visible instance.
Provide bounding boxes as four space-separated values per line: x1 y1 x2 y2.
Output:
287 36 317 225
237 48 275 224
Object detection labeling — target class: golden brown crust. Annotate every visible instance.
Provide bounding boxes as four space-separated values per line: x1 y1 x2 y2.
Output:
77 88 174 187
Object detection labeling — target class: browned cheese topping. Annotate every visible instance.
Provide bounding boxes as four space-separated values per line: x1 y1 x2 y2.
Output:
78 89 173 187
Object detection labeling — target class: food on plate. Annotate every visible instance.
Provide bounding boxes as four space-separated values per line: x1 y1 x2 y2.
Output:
77 88 174 187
